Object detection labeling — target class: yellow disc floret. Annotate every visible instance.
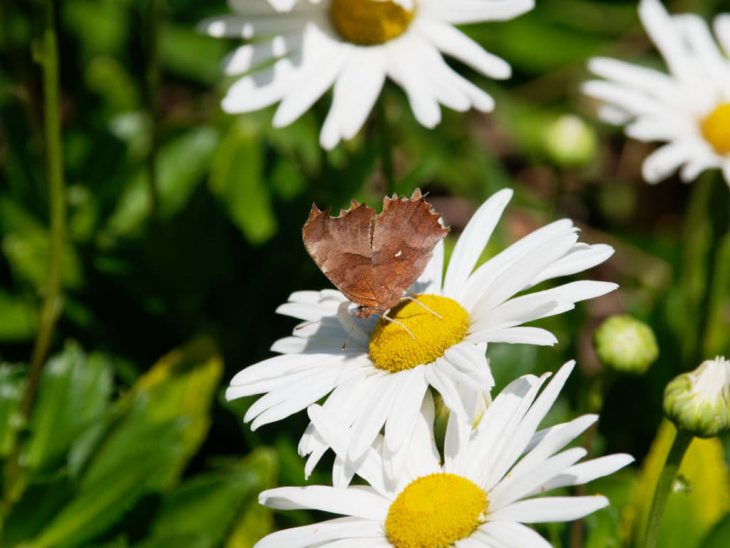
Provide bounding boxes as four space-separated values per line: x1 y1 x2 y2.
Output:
385 473 488 548
329 0 415 46
701 102 730 155
369 294 469 373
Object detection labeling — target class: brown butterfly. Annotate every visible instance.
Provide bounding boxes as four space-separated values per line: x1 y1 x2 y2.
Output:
302 189 449 318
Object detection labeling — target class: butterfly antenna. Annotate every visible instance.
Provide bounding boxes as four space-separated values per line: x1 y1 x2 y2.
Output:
405 292 443 319
295 319 321 331
341 325 355 351
382 312 416 339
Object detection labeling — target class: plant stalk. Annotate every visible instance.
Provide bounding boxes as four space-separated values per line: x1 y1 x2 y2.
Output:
641 426 693 548
2 0 66 518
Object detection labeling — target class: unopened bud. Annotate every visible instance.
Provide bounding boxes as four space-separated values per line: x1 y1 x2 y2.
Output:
664 356 730 438
594 315 659 374
542 114 598 168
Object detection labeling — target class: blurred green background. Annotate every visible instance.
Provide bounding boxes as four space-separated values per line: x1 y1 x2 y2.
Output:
0 0 729 546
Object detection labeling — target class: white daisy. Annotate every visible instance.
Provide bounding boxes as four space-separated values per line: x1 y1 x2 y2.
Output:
255 361 634 547
199 0 534 149
227 189 617 480
584 0 730 187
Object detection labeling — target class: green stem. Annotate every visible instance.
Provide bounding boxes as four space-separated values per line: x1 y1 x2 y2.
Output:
377 99 395 195
2 0 66 518
144 0 161 218
641 426 693 548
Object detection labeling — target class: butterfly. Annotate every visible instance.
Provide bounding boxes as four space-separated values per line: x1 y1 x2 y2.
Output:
302 189 449 318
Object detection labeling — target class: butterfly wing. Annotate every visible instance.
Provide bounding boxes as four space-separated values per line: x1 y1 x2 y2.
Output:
302 202 380 310
371 190 449 311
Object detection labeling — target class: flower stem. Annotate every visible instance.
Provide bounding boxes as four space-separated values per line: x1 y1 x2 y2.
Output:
144 0 161 218
641 426 693 548
1 0 66 519
377 98 396 195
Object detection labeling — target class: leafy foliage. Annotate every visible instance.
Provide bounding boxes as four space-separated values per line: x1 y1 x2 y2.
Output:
0 0 728 546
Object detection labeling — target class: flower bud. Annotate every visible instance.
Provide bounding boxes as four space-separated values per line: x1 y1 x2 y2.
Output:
594 315 659 374
664 356 730 438
542 114 598 168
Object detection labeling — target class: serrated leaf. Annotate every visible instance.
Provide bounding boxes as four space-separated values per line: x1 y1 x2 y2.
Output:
210 121 277 244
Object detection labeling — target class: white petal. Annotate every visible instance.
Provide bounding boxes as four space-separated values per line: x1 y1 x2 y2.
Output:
642 142 698 183
484 361 575 489
255 517 383 548
488 447 587 510
470 326 558 346
511 415 598 478
417 19 511 79
307 404 387 492
487 495 608 523
259 486 389 520
530 244 615 286
443 189 513 299
421 0 534 25
384 368 429 453
475 521 551 548
539 453 635 492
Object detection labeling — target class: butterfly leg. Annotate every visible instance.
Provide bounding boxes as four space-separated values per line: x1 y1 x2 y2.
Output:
341 325 355 351
294 319 321 331
405 292 444 319
382 311 416 339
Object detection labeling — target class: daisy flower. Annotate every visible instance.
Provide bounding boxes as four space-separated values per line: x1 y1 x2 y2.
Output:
584 0 730 187
198 0 535 149
227 189 617 479
255 361 634 547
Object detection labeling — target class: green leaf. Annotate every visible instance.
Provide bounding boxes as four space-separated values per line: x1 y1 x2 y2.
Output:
210 121 277 244
148 448 277 548
23 343 113 472
107 128 219 237
29 420 186 548
2 475 75 545
0 363 24 457
27 339 223 547
0 197 82 292
0 290 37 342
160 24 227 85
702 514 730 548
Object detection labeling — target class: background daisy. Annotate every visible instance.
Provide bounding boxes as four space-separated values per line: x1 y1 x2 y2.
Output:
584 0 730 186
199 0 535 148
227 189 616 480
255 361 634 547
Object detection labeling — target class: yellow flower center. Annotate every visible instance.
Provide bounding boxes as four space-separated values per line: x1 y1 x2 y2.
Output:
700 102 730 155
369 294 470 373
329 0 415 46
385 473 488 548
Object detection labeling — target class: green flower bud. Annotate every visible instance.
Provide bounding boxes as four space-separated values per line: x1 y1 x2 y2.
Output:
664 356 730 439
542 114 598 168
594 315 659 374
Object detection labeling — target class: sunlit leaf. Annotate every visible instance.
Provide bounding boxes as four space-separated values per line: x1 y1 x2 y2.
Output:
24 343 114 472
27 339 223 547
